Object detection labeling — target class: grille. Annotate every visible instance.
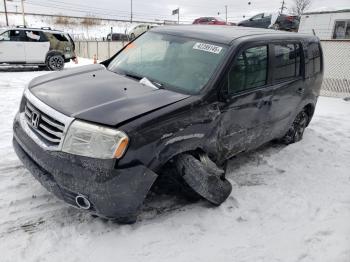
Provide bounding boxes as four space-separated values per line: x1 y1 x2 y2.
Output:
24 100 65 146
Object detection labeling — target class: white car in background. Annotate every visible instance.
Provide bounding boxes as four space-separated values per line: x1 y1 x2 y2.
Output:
129 24 157 39
0 26 76 70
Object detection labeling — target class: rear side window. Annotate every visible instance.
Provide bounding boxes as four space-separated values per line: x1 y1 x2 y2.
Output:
273 44 301 81
25 31 42 41
308 42 321 74
52 33 69 42
227 45 268 94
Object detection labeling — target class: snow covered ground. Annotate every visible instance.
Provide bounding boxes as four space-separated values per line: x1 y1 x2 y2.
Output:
0 61 349 262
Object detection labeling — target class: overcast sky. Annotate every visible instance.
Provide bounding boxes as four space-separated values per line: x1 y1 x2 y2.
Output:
3 0 350 23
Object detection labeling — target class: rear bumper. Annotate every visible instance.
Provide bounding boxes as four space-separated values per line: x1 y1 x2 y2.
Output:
13 113 158 220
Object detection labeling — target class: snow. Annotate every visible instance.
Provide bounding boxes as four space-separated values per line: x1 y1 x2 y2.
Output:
0 62 349 262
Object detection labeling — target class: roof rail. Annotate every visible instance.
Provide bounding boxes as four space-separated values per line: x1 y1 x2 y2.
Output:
41 27 52 30
16 25 27 28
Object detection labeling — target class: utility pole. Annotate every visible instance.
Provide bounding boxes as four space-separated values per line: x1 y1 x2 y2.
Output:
21 0 25 26
225 5 228 23
178 8 179 24
130 0 133 23
3 0 9 26
280 0 286 14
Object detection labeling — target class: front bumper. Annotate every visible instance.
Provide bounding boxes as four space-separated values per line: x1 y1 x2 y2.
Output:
13 113 158 221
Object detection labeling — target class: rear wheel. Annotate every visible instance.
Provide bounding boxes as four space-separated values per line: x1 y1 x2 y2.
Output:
46 54 65 71
281 110 309 145
271 23 280 30
130 33 136 40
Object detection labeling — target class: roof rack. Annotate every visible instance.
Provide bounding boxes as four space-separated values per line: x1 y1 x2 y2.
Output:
41 27 52 30
16 25 27 28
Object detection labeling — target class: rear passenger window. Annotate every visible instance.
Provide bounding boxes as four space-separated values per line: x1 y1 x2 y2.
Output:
53 33 69 42
308 42 321 74
25 31 41 41
273 44 301 81
227 45 268 94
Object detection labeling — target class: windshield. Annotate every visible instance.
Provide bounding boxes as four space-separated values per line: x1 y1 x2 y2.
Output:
108 32 228 94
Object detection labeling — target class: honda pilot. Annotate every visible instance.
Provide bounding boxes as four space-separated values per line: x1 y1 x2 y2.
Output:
13 25 323 223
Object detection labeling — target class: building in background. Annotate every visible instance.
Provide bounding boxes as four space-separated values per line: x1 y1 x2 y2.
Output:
298 9 350 40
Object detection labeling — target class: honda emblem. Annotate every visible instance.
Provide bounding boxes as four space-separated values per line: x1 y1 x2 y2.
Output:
31 111 40 129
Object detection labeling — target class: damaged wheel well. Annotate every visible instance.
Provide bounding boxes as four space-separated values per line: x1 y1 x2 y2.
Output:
303 103 315 126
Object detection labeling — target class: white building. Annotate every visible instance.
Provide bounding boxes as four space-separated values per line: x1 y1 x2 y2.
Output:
298 9 350 40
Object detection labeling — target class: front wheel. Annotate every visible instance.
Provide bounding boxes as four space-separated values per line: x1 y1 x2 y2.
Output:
281 111 309 145
46 55 65 71
271 23 280 30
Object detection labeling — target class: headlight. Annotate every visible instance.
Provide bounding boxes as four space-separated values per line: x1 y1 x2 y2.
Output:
62 120 129 159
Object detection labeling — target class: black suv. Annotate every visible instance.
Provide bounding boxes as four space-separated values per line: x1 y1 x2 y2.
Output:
238 13 300 31
13 26 323 223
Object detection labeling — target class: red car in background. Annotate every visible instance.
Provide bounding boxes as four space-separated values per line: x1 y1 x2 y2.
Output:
193 17 228 25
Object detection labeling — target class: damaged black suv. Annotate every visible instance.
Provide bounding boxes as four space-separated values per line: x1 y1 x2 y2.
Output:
13 25 323 223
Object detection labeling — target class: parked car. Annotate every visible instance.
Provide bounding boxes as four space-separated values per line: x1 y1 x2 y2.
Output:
238 13 300 31
0 26 76 70
13 25 323 223
129 24 157 39
193 17 228 25
106 33 129 41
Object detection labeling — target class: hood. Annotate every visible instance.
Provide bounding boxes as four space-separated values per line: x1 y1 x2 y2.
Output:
29 64 190 126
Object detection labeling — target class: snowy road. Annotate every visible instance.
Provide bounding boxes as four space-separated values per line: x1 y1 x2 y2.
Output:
0 64 349 262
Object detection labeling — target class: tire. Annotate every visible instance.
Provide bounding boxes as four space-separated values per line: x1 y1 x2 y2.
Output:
46 54 65 71
271 23 280 30
281 110 309 145
174 154 232 206
130 33 135 40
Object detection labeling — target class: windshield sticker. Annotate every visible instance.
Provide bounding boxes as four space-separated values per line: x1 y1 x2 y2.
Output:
193 43 223 54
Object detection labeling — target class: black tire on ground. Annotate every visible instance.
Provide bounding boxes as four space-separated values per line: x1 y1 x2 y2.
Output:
271 23 280 30
281 110 309 145
46 54 65 71
130 33 135 40
174 154 232 206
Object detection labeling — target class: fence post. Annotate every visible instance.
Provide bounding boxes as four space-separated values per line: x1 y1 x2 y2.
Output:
108 41 111 58
96 41 99 60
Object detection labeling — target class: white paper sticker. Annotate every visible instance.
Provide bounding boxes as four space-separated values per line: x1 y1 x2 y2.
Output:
193 43 223 54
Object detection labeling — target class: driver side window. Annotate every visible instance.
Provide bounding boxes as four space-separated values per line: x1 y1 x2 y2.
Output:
0 31 10 41
252 14 264 20
225 45 268 95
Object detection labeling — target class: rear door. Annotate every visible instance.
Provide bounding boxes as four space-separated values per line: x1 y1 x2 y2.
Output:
268 42 305 138
0 30 26 63
217 44 274 160
23 30 50 63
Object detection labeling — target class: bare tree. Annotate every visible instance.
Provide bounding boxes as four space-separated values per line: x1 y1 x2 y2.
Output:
291 0 312 16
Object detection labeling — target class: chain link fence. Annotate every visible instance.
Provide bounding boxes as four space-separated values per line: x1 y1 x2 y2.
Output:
320 40 350 98
74 41 126 61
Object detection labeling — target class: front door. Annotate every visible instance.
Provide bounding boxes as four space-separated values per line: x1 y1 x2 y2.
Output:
217 44 274 161
0 30 26 63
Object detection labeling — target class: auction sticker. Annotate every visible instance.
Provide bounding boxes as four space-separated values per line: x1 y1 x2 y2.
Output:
193 43 223 54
